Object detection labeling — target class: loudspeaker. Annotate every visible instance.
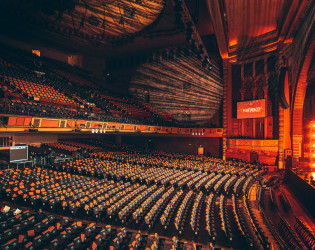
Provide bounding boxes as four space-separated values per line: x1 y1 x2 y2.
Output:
279 67 290 109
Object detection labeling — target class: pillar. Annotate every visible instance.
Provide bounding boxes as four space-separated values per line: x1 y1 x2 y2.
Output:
222 60 232 160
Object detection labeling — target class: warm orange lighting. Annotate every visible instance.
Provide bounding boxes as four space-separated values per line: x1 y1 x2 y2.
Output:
32 50 40 57
229 39 238 47
284 38 293 44
310 122 315 168
255 26 276 37
264 46 277 53
221 52 229 59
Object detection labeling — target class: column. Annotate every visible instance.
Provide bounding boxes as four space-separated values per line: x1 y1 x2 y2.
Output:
241 64 245 137
264 57 268 139
222 60 232 160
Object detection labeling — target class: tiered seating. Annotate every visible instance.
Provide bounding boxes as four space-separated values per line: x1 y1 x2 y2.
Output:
145 233 165 250
219 195 233 242
132 186 165 223
144 187 175 229
108 99 155 121
0 205 135 250
9 101 75 119
174 190 194 234
117 184 147 222
233 176 246 196
205 193 217 243
160 190 184 229
277 215 306 249
0 51 180 126
61 141 102 151
2 73 77 106
137 100 174 123
232 194 254 248
213 174 230 194
294 216 315 249
243 190 270 249
190 191 204 235
43 143 79 153
118 185 157 223
0 139 274 249
241 176 254 196
204 174 224 192
224 175 238 195
194 172 216 191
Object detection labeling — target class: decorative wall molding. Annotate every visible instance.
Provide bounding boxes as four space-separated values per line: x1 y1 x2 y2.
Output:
227 139 278 152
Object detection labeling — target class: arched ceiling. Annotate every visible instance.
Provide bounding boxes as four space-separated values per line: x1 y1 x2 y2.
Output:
0 0 184 55
1 0 165 39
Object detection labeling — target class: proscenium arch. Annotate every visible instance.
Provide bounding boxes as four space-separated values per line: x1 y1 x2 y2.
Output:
291 34 315 166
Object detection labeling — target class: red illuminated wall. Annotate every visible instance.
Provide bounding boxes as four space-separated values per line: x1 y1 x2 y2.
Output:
237 99 266 119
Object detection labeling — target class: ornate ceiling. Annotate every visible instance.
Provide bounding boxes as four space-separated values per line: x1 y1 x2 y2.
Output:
1 0 165 40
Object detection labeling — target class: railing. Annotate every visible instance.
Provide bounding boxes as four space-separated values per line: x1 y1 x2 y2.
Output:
0 114 223 137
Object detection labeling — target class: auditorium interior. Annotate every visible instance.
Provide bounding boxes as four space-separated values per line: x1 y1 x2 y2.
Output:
0 0 314 249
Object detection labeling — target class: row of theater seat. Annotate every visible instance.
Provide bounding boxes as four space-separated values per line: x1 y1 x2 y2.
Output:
160 190 183 229
61 141 102 151
219 195 233 242
44 143 79 153
1 72 77 105
0 139 272 249
277 215 305 249
0 168 267 249
231 194 254 248
0 69 173 126
87 151 256 174
0 204 199 250
205 193 217 243
174 191 194 234
190 192 204 235
57 156 260 195
144 187 175 229
243 184 271 249
0 205 130 250
294 216 315 249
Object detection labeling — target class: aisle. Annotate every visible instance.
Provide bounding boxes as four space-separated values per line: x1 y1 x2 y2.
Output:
248 183 280 250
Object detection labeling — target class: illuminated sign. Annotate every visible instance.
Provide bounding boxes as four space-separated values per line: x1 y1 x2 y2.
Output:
237 99 266 119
